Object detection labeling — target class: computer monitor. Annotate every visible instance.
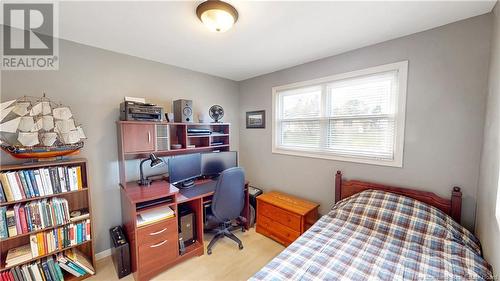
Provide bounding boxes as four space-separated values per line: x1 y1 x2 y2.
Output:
168 153 201 187
201 151 238 177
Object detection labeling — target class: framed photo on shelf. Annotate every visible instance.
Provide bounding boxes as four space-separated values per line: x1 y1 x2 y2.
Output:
246 110 265 129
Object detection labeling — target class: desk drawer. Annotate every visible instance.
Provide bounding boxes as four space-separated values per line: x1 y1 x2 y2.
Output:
257 214 300 246
259 201 301 231
137 218 177 245
138 235 178 279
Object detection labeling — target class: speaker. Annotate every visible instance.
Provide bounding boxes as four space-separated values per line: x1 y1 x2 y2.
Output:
179 206 196 249
173 99 193 123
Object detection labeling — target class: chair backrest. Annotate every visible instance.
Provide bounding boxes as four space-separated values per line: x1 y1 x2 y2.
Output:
211 167 245 222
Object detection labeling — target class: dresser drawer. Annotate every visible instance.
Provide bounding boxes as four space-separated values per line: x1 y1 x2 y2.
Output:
257 214 300 245
259 201 301 231
138 235 178 279
137 218 177 245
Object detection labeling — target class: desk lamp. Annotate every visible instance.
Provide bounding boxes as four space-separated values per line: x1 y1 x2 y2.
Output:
139 153 165 186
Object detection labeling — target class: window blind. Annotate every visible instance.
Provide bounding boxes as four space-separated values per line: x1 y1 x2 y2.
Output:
273 61 407 166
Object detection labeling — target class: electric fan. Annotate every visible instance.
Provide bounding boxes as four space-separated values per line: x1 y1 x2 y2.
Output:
209 105 224 123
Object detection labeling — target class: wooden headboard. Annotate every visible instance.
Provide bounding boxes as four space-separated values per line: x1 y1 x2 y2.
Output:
334 171 462 223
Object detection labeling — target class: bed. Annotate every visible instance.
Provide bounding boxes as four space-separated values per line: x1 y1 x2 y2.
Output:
251 171 493 281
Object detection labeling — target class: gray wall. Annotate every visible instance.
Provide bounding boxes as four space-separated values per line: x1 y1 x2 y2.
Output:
238 15 492 231
0 39 240 253
476 3 500 275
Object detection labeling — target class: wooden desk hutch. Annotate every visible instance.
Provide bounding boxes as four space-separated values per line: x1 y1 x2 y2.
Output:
117 121 248 281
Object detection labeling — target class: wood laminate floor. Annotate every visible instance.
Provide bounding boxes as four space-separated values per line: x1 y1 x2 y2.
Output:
88 228 284 281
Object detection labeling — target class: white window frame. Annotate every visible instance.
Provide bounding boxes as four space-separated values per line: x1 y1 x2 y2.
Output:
272 61 408 167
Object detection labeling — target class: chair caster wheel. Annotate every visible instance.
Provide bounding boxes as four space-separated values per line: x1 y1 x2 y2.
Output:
242 228 246 232
239 244 243 250
207 249 212 255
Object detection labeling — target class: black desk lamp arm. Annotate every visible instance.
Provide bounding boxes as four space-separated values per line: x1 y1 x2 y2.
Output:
139 158 150 185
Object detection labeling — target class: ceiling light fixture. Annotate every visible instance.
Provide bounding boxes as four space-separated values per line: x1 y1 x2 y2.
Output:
196 0 238 33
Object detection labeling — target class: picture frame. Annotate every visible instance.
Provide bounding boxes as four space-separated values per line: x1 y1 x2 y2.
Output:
246 110 266 129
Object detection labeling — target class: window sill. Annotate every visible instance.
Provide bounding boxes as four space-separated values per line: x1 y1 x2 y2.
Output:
272 147 403 168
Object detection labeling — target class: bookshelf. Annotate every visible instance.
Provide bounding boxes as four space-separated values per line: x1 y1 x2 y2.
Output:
0 158 95 281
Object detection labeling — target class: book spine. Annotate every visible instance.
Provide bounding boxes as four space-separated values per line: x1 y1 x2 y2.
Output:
63 167 71 193
30 234 39 257
7 173 22 201
0 173 14 202
41 261 53 281
27 170 40 197
18 206 28 234
14 172 27 199
0 180 6 203
6 209 17 237
0 206 8 239
86 219 91 240
48 169 59 194
42 169 53 195
57 168 66 193
18 171 29 198
75 167 83 190
13 204 22 235
33 170 44 197
25 170 36 199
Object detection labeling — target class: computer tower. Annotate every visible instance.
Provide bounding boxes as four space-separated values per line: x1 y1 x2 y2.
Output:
110 226 131 279
178 206 196 250
173 99 193 123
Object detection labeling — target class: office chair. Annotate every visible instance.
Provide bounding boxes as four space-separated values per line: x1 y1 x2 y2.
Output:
204 167 246 255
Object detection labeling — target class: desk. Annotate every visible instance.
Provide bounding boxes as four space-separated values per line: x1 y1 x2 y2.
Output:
120 178 249 281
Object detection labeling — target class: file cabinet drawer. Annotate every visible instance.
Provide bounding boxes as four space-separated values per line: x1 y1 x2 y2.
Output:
138 236 178 280
137 218 177 245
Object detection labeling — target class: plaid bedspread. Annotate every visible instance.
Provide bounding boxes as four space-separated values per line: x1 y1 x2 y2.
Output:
251 190 493 281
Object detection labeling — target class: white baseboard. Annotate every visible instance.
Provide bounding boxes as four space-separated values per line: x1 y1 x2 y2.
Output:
95 248 112 260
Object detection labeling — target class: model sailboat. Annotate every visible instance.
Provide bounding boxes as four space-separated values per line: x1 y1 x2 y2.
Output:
0 95 86 159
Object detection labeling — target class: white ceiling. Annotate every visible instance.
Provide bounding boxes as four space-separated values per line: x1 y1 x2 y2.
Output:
59 1 497 81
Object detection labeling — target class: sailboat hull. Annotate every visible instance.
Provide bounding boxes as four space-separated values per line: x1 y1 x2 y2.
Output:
1 142 83 159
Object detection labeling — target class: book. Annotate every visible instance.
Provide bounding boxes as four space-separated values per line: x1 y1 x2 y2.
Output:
5 244 32 266
0 173 14 202
64 248 95 275
0 206 8 239
18 171 31 198
75 167 83 190
6 209 17 237
27 170 40 197
0 180 6 203
23 170 35 199
19 205 28 234
14 172 26 199
13 204 22 235
6 172 22 201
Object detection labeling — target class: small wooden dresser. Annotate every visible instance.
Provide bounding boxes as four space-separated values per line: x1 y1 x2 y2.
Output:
256 191 319 246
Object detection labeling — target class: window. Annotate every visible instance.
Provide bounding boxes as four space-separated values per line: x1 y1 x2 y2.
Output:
272 61 408 167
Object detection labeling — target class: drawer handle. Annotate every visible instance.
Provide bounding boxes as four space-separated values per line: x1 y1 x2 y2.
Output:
148 131 151 143
149 228 167 236
150 240 168 248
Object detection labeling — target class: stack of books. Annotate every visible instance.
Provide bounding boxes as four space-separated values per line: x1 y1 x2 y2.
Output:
0 166 83 203
29 219 91 257
1 256 65 281
0 198 71 239
57 248 95 277
4 244 32 268
1 249 95 281
136 205 175 227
